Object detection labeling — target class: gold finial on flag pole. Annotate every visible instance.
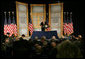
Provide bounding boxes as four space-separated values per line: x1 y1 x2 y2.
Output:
12 11 14 15
70 12 72 14
4 12 6 14
64 12 66 14
4 12 6 17
70 12 72 16
12 11 14 17
70 12 72 20
8 11 10 16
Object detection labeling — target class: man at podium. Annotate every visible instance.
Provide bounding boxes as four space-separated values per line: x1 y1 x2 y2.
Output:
40 20 49 31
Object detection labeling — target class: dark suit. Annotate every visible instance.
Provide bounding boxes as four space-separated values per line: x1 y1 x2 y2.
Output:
40 22 46 31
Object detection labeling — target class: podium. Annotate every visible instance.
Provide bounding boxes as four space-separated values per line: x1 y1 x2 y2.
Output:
31 31 59 39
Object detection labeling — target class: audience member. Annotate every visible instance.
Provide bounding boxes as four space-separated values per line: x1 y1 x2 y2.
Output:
49 42 57 58
56 40 83 58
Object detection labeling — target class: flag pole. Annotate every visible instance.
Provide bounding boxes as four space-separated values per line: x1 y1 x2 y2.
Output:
67 12 69 36
64 12 66 36
12 11 14 19
8 11 11 23
12 11 14 24
4 12 7 35
70 12 72 21
4 12 6 23
70 12 74 34
12 11 14 34
4 12 6 18
12 11 14 17
8 11 10 17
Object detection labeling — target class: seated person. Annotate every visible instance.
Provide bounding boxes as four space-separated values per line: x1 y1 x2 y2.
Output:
33 36 40 45
48 42 57 58
40 36 48 46
32 44 43 58
20 34 26 40
50 36 59 42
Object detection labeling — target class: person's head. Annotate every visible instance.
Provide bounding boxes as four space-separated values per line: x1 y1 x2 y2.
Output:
5 38 10 43
43 41 48 46
22 34 25 37
34 44 39 47
37 45 42 50
41 36 46 41
34 36 38 40
51 42 57 47
78 35 82 39
21 34 26 39
6 32 10 37
35 45 42 53
52 36 56 40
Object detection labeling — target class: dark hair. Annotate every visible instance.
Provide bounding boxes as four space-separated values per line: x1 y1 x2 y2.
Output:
41 36 46 40
7 32 10 35
22 34 25 37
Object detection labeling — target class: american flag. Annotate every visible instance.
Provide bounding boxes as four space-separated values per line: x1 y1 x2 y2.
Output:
66 12 74 35
66 12 71 35
29 19 33 35
63 12 68 35
67 12 74 35
7 13 13 37
4 12 8 35
63 19 68 35
12 15 17 36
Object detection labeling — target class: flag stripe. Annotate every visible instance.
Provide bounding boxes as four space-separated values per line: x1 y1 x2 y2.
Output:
29 22 33 35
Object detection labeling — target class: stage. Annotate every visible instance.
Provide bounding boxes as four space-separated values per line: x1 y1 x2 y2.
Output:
31 31 59 39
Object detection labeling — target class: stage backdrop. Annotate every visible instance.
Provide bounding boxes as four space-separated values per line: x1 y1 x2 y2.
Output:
49 3 63 37
31 4 46 31
16 1 29 37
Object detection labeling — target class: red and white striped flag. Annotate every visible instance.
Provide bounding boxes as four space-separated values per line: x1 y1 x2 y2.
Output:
67 23 71 35
63 12 68 35
7 21 13 37
68 22 73 35
12 14 17 36
67 12 74 35
63 12 74 36
13 24 17 36
29 19 33 35
64 22 68 35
